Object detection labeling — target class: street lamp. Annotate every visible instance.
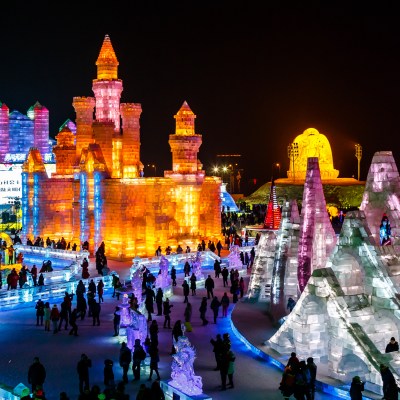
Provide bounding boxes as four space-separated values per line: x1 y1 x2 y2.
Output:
147 164 157 177
355 144 362 181
287 142 299 182
272 163 280 180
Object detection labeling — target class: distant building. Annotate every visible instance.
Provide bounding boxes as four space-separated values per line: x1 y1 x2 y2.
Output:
21 35 222 259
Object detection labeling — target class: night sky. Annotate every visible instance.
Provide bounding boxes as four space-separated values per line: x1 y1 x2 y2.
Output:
1 4 400 194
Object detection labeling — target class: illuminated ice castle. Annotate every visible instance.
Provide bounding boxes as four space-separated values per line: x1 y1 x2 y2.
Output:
20 35 222 259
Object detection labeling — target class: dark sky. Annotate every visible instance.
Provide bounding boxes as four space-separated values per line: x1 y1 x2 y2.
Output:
1 4 400 193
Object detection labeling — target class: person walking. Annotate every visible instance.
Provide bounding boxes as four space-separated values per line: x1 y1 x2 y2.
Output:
199 297 208 326
183 302 192 332
31 264 38 286
183 261 191 277
349 375 364 400
145 286 156 322
227 349 236 388
92 300 101 326
113 306 121 336
205 275 215 299
50 304 60 334
155 288 163 316
216 240 223 257
35 298 45 326
170 266 177 286
77 353 92 395
119 342 132 384
76 293 87 321
210 296 221 324
28 356 46 393
97 279 104 303
221 266 229 287
132 339 146 381
189 272 197 295
148 345 161 381
163 298 173 329
58 300 69 331
69 308 79 336
385 337 399 353
182 280 190 303
221 292 230 317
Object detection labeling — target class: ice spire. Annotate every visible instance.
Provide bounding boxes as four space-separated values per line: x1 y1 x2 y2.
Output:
96 34 119 80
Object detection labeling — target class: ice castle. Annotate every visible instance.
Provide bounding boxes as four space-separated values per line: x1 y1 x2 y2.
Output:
20 35 222 259
249 151 400 394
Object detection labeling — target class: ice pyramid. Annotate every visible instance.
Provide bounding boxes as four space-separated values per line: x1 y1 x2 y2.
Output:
267 151 400 395
298 157 337 293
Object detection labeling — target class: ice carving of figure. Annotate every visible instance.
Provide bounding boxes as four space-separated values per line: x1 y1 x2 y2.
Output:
380 213 392 246
126 310 148 350
170 334 203 395
118 293 133 327
192 251 203 280
131 266 145 306
228 245 243 268
155 255 171 289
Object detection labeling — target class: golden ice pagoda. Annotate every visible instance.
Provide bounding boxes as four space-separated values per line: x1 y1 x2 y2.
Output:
20 35 222 259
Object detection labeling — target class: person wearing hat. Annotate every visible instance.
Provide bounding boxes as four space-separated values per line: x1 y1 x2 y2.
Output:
385 337 399 353
349 376 364 400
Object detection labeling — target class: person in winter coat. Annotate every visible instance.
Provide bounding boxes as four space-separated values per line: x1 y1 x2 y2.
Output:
182 280 190 303
35 299 45 326
380 364 398 400
28 356 46 393
385 337 399 353
210 296 221 324
306 357 317 400
113 306 121 336
150 320 159 348
132 339 146 380
150 380 165 400
221 292 230 317
145 287 156 321
58 301 69 331
210 334 223 370
92 300 101 326
279 365 296 400
69 308 79 336
183 302 192 332
50 304 60 334
155 288 163 316
239 277 245 298
349 375 364 400
76 293 87 321
103 359 115 391
43 302 51 332
163 298 173 329
97 279 104 303
170 266 177 286
189 273 197 295
205 275 215 299
119 342 132 384
77 353 92 394
148 345 161 381
199 297 208 325
227 349 236 388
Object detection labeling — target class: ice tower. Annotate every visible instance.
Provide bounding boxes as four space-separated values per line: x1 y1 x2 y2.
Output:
21 35 222 259
297 157 337 293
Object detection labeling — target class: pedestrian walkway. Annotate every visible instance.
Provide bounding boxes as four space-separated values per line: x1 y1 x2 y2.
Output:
0 258 380 399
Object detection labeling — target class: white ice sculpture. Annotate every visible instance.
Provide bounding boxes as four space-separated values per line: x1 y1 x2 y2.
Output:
155 255 171 289
117 293 132 327
169 335 203 395
126 309 148 350
131 265 145 306
228 245 243 269
192 251 203 280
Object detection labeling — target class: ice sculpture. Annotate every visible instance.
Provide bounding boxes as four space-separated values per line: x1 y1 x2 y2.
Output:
297 157 337 293
267 151 400 395
117 293 133 328
20 35 222 260
263 179 281 230
169 335 203 395
192 251 204 280
126 310 148 350
227 245 243 269
155 255 171 289
131 265 145 306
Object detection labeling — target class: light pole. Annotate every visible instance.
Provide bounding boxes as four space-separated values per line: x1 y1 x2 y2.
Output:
287 142 299 182
355 144 362 181
272 163 280 180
